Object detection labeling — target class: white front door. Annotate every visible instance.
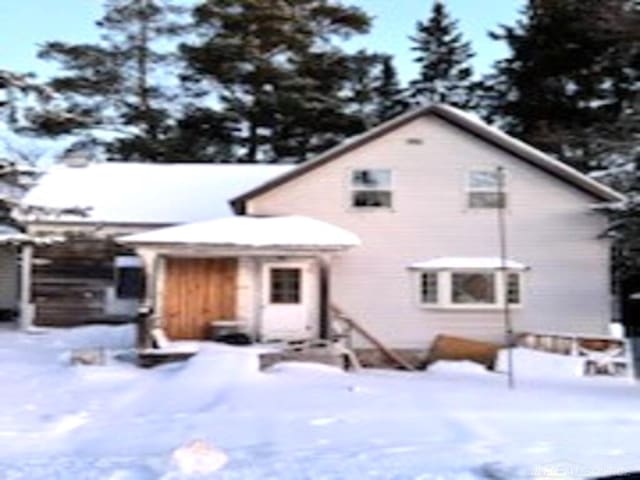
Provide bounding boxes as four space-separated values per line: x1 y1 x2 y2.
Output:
261 262 313 341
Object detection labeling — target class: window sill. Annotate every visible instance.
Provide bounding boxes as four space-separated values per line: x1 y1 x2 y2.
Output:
348 207 395 213
418 304 522 312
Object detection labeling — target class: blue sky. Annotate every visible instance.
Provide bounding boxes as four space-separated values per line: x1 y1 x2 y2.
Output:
0 1 525 82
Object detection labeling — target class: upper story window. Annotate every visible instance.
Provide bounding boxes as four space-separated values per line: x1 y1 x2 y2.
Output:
468 170 506 209
351 169 392 208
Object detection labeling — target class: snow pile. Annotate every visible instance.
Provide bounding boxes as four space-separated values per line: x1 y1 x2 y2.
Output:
496 347 587 379
0 325 639 479
169 440 228 475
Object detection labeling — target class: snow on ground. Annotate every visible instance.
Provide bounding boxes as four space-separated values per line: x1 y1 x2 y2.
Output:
0 325 639 479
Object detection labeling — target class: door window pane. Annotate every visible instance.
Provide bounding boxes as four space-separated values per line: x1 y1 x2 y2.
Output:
270 268 301 304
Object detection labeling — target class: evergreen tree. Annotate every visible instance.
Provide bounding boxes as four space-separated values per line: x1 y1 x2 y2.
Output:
482 0 639 172
269 50 367 163
344 50 381 129
373 56 410 123
343 53 409 127
0 70 56 131
408 1 476 108
37 0 186 161
485 1 639 296
180 0 371 163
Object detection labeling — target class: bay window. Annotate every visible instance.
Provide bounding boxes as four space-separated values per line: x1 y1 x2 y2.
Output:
416 268 524 309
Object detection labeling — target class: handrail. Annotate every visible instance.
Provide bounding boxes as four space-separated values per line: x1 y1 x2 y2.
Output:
330 304 417 371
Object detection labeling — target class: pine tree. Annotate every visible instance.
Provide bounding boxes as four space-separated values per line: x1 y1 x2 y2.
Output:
482 0 639 172
180 0 371 163
344 50 381 129
408 1 476 108
373 56 410 123
0 70 56 130
485 1 639 297
37 0 186 161
344 53 409 127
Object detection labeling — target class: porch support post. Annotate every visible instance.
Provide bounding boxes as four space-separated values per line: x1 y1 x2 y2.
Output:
318 255 331 340
18 243 33 330
136 249 159 349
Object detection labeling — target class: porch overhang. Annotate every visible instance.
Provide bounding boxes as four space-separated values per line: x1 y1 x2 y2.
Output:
117 215 360 253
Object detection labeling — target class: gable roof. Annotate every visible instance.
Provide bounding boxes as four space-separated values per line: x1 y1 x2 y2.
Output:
21 163 294 225
231 104 623 213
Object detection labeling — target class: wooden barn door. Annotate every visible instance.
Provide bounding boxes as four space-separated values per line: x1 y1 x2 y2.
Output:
162 258 237 339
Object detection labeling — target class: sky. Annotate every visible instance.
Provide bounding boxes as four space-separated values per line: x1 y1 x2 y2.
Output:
0 0 526 83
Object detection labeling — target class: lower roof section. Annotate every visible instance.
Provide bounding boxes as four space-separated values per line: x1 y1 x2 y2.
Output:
118 215 361 251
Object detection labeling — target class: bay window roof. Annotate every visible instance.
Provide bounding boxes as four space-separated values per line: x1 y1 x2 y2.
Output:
408 257 529 271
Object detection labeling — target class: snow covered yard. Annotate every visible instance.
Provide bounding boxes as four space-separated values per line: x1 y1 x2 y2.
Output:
0 326 639 479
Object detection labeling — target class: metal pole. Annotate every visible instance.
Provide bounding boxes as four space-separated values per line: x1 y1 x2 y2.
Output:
497 166 514 389
19 243 34 331
318 256 331 340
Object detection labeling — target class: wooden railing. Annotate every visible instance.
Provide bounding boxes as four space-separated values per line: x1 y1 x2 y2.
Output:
330 304 417 371
517 331 633 376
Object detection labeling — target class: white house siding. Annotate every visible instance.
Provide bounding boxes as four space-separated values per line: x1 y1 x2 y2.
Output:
246 115 611 349
0 246 18 311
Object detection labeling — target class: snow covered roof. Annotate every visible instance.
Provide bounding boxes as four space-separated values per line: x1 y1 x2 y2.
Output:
0 225 25 245
232 103 623 212
20 163 294 225
119 215 361 250
409 257 529 271
0 225 62 246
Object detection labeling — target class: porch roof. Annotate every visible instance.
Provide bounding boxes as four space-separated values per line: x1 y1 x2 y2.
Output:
118 215 360 251
409 257 529 271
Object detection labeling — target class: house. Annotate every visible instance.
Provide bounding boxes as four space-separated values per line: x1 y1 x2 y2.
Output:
19 162 293 326
116 104 623 360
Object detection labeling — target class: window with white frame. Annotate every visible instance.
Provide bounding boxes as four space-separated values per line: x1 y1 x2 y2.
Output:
269 268 302 304
467 170 506 209
420 272 438 304
452 272 495 304
351 169 392 208
417 270 522 308
114 256 145 299
506 272 521 304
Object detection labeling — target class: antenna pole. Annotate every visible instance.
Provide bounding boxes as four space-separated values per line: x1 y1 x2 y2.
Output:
497 166 514 389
